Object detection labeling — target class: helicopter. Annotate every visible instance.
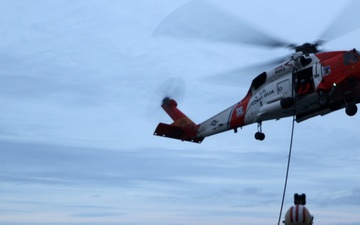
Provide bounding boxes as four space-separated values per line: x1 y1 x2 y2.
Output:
153 0 360 143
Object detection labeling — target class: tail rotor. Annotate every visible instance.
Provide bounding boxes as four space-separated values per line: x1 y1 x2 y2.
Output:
146 77 186 121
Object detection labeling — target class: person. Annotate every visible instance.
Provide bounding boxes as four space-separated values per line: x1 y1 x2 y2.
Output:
298 79 311 96
284 193 313 225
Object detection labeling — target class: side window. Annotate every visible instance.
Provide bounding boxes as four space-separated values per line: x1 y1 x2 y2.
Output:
343 51 359 66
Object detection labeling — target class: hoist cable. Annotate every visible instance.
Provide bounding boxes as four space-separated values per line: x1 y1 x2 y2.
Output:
275 64 300 225
276 115 296 225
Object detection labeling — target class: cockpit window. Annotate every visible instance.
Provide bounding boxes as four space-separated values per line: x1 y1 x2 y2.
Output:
343 51 359 66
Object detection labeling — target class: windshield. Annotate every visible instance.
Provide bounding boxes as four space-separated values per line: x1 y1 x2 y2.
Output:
343 50 359 66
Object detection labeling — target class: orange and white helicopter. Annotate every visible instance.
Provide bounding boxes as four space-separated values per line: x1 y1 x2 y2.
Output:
153 1 360 143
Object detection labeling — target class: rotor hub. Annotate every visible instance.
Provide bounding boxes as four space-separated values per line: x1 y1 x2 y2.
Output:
293 43 320 55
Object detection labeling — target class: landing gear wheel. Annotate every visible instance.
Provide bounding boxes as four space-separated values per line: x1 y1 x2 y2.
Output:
255 122 265 141
318 93 329 106
254 132 265 141
346 104 357 116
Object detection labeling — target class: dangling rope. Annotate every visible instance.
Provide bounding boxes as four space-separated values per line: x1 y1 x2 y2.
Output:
277 115 296 225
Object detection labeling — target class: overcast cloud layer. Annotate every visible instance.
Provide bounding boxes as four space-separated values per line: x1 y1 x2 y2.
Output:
1 0 360 225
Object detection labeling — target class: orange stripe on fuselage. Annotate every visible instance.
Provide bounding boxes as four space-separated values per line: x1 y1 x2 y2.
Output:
228 91 251 129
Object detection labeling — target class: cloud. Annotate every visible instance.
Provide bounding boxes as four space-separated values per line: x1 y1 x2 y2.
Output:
0 140 288 224
1 118 360 224
1 0 360 224
315 188 360 207
71 212 123 218
0 52 119 107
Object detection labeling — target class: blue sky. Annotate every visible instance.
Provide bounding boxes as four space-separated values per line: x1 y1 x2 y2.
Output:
1 0 360 225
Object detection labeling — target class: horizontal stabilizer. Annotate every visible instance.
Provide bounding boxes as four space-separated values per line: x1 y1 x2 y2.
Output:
154 123 204 143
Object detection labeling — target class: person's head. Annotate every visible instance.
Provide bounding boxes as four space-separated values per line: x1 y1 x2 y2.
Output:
294 193 306 205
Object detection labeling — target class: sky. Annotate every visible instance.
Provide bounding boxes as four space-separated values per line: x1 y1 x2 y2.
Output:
1 0 360 225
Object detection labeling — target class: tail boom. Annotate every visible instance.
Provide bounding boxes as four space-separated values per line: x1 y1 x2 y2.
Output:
153 98 204 143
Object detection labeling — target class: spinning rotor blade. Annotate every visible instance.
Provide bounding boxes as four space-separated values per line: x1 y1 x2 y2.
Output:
202 56 290 86
156 77 185 103
154 0 290 48
320 0 360 42
146 77 186 121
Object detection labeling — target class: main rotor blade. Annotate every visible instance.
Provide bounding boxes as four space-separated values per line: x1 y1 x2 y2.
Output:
320 0 360 42
154 0 290 48
202 56 290 86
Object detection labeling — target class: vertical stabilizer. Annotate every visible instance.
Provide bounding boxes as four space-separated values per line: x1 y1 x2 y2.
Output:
153 98 204 143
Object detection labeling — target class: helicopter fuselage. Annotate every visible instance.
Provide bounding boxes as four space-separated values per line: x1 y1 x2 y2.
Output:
154 49 360 143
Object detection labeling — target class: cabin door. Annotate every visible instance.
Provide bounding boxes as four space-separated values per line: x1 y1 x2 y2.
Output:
312 63 323 89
